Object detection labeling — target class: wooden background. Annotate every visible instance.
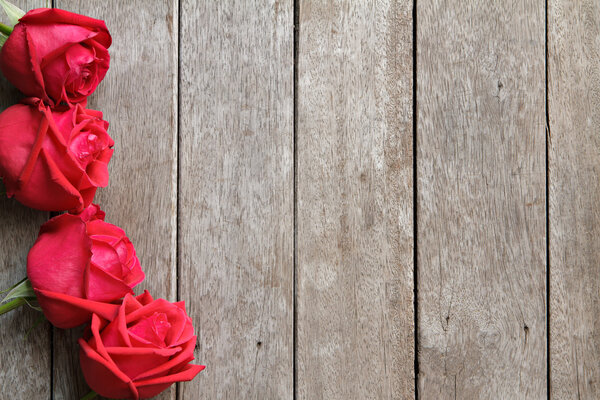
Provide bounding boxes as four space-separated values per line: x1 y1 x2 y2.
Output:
0 0 598 399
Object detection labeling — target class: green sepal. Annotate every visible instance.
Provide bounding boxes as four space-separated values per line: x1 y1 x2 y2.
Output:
0 0 24 27
0 278 40 316
80 390 98 400
2 277 35 303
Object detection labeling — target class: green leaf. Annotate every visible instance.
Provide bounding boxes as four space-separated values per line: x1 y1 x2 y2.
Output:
0 0 24 27
2 277 35 303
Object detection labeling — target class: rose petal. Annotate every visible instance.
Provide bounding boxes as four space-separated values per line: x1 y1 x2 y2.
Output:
135 291 154 305
27 214 90 298
0 27 45 99
0 104 42 183
20 8 111 48
134 338 197 381
34 288 119 328
86 218 125 239
123 292 146 315
128 312 171 348
79 187 97 209
86 262 133 302
79 338 138 400
134 364 205 399
98 312 130 348
77 203 105 222
124 257 145 288
85 160 109 187
106 346 180 381
125 299 176 325
165 307 188 346
171 318 195 347
89 239 123 277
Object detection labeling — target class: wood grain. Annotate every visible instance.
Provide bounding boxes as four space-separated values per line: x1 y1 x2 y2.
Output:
296 1 414 398
417 1 547 398
0 2 52 399
52 1 179 399
179 1 293 399
548 1 600 398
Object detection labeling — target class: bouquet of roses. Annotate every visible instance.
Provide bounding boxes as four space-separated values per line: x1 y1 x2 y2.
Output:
0 2 204 398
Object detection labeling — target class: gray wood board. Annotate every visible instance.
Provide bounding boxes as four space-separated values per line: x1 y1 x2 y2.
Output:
417 1 547 398
296 1 414 398
179 0 294 398
548 0 600 398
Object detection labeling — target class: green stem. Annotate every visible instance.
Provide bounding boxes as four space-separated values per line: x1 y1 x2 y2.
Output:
0 297 26 315
0 21 12 36
80 391 97 400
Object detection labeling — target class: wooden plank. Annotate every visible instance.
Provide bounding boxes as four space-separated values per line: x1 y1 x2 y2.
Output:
0 3 52 399
296 1 414 398
548 1 600 398
179 1 293 398
52 1 178 399
417 1 546 398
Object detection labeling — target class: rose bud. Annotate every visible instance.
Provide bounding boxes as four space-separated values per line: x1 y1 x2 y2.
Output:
27 204 145 329
0 8 111 106
0 100 114 212
79 291 205 400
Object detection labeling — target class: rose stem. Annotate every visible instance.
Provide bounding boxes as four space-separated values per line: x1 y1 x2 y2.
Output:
80 391 97 400
0 297 26 315
0 22 11 36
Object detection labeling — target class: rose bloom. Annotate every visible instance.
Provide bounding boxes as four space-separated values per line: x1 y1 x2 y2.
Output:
80 291 205 399
0 8 111 105
0 100 113 212
27 204 145 328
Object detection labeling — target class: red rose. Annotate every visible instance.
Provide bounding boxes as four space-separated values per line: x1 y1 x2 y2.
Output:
0 100 114 212
0 8 111 105
79 291 205 399
27 204 145 328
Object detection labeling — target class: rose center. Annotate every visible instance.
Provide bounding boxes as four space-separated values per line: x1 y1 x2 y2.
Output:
71 132 103 165
128 312 171 348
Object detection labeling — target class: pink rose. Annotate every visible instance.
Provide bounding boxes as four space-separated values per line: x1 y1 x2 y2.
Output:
80 291 205 399
0 8 111 105
0 100 113 212
27 204 145 328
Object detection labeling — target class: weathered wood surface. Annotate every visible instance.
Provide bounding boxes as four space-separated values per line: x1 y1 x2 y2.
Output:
0 3 51 400
417 1 547 398
549 1 600 398
179 1 294 399
52 1 179 399
296 1 414 399
2 1 600 399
